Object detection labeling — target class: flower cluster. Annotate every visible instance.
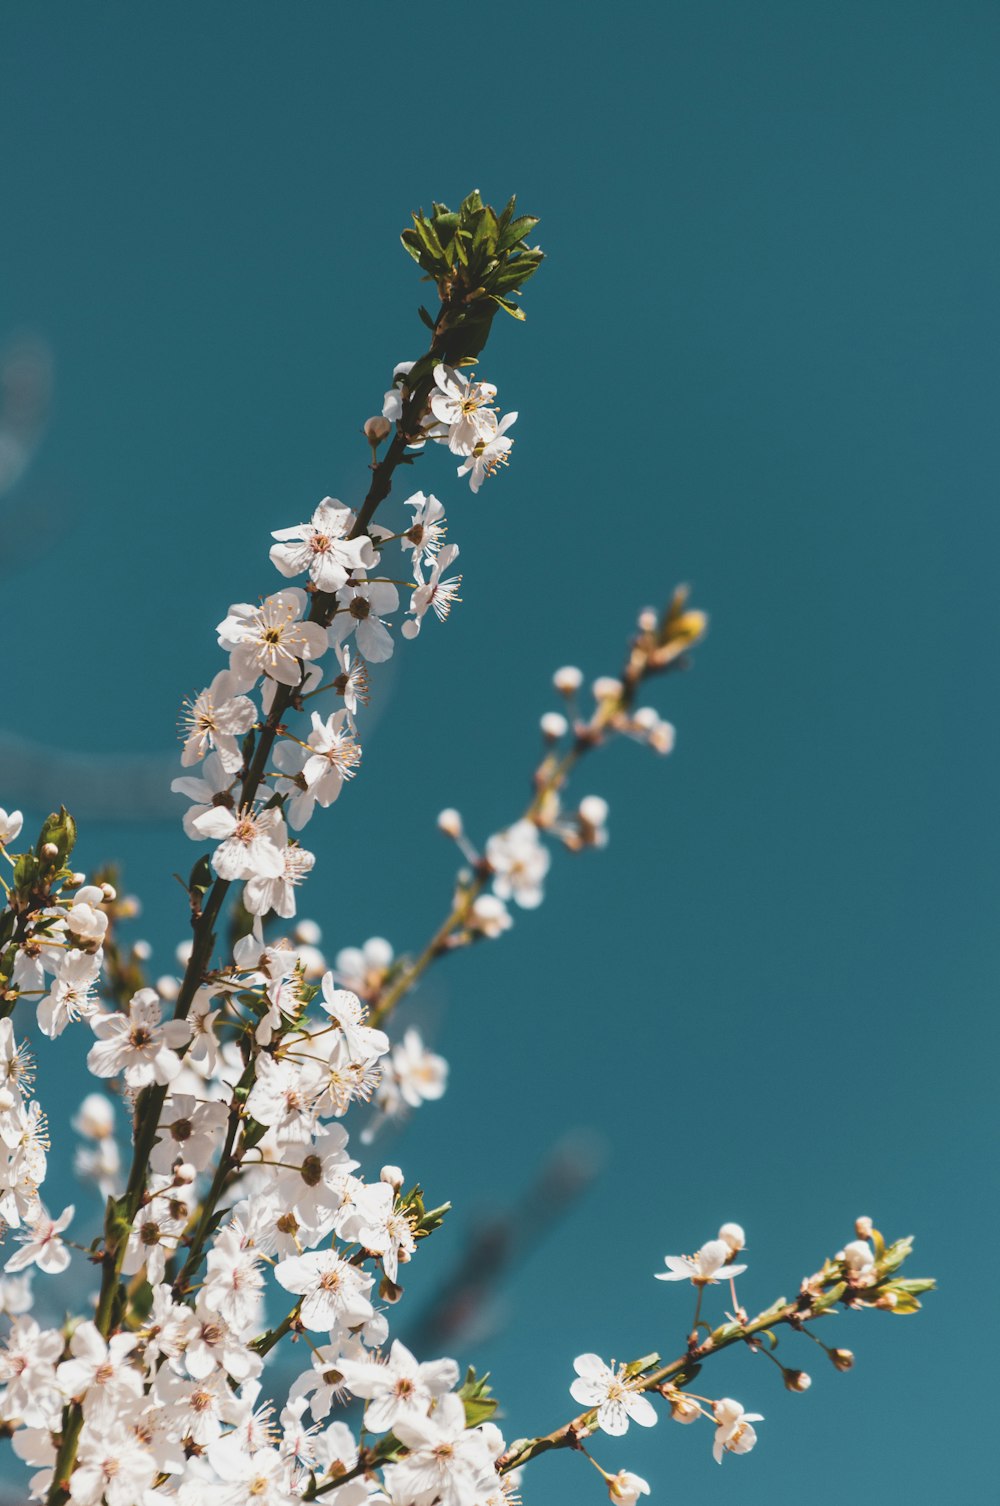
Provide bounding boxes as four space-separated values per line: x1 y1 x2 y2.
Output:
0 193 932 1506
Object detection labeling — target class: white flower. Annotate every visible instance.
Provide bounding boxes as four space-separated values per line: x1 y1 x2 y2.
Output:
841 1239 876 1279
65 899 108 947
291 709 362 826
149 1095 228 1175
218 588 328 689
486 819 550 909
337 1339 458 1433
67 1427 157 1506
457 410 516 492
401 544 462 640
270 498 375 593
4 1203 73 1275
56 1320 140 1411
468 894 513 938
608 1470 651 1504
712 1397 763 1463
655 1238 747 1284
180 669 257 772
202 1225 266 1333
570 1355 658 1437
382 360 415 423
87 990 191 1089
0 1271 33 1315
385 1391 503 1506
329 579 398 663
274 1248 374 1333
401 491 447 564
191 802 286 881
346 1180 416 1283
0 809 23 846
36 948 102 1038
317 976 389 1062
392 1028 447 1108
245 841 315 919
429 363 499 454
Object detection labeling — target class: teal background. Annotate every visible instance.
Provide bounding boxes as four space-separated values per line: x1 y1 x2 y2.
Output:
2 3 997 1500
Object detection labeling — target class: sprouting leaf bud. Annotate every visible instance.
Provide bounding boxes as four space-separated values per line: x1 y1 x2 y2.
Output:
553 665 583 694
437 808 463 839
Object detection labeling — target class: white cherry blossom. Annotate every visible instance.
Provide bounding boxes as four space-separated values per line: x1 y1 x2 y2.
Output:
218 588 328 689
270 498 375 593
569 1354 658 1437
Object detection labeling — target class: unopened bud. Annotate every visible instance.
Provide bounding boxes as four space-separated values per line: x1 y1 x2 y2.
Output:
69 871 86 887
540 711 568 741
718 1221 746 1252
40 842 58 861
579 795 609 829
134 940 152 962
173 1162 197 1186
553 665 583 694
100 882 117 902
364 415 391 446
784 1369 812 1393
380 1165 404 1191
855 1215 873 1239
437 808 463 839
637 607 658 632
876 1290 898 1309
156 976 180 1002
295 918 322 946
592 676 623 702
830 1348 855 1371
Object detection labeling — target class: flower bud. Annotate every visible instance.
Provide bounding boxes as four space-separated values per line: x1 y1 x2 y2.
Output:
40 842 59 861
719 1221 746 1253
73 1093 116 1140
437 807 463 839
855 1215 873 1239
156 975 180 1001
364 415 392 446
608 1469 651 1503
540 711 568 741
592 676 623 702
670 1395 701 1424
553 665 583 694
830 1348 855 1371
637 607 658 632
380 1165 404 1191
68 871 86 887
579 795 609 829
784 1369 812 1393
133 939 152 962
100 882 117 902
295 918 322 946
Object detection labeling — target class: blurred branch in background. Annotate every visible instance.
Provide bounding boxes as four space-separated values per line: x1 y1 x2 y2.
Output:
0 333 51 499
403 1130 607 1355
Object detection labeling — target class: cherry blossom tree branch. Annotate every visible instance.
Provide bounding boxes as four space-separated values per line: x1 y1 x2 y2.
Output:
368 590 707 1029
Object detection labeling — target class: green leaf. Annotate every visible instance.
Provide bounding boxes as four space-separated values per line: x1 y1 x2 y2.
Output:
813 1281 847 1311
417 305 436 331
497 214 540 253
489 294 526 320
37 806 77 865
458 1367 499 1426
